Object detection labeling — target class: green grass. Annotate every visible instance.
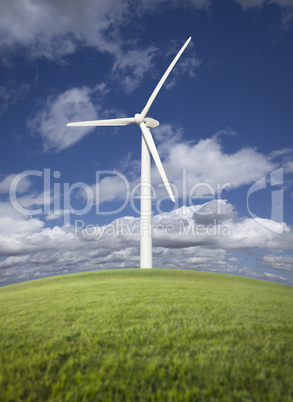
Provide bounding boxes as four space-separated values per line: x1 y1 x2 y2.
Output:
0 269 293 401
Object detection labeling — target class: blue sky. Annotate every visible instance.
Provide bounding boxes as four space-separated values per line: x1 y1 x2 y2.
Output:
0 0 293 286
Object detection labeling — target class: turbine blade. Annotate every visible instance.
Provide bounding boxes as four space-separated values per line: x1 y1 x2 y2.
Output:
66 117 135 127
140 122 175 202
140 37 191 118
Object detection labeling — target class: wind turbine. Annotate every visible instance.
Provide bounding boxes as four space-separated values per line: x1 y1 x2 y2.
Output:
67 37 191 268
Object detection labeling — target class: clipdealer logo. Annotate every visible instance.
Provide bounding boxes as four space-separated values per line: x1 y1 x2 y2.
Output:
8 167 286 235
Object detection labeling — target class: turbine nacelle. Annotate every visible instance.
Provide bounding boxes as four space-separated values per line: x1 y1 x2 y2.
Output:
134 113 159 128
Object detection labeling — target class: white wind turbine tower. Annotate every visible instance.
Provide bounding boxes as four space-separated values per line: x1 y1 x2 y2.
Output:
67 37 191 268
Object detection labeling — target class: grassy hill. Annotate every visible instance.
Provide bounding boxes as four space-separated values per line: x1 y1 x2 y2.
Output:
0 269 292 401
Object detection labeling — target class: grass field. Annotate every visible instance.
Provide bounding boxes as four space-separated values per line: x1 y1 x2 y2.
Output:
0 269 293 401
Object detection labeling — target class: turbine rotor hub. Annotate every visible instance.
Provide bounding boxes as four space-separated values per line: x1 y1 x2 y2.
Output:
134 113 159 128
134 113 145 125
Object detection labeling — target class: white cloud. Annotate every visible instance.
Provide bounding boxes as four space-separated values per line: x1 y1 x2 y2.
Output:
0 0 209 56
264 272 287 281
262 253 293 272
2 0 290 66
113 46 158 93
0 1 201 92
27 87 99 151
83 125 278 204
0 201 44 237
0 0 125 58
0 173 31 194
78 200 292 256
0 1 196 67
0 0 289 97
27 48 200 152
94 174 136 205
15 191 52 209
160 130 276 196
151 201 292 250
45 210 71 221
1 197 292 286
0 255 30 270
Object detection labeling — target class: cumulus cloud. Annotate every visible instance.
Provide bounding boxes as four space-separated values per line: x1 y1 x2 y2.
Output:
93 173 137 205
0 0 289 65
264 272 287 281
262 253 293 272
0 201 44 238
11 190 51 212
0 0 125 58
27 87 100 151
113 46 158 93
150 201 291 250
158 128 276 196
0 173 31 194
0 0 201 91
0 212 77 257
0 0 209 55
0 197 292 285
86 124 278 203
0 255 30 270
45 210 71 221
0 0 290 101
